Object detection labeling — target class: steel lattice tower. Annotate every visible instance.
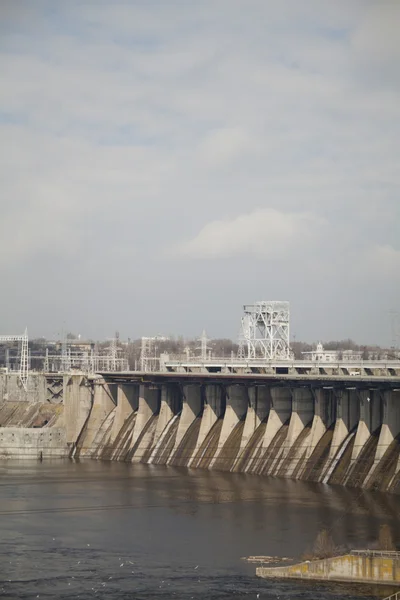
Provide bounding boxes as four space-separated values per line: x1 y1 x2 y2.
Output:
0 328 29 390
240 301 290 360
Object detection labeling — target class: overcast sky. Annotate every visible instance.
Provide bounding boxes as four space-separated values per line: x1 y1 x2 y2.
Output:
0 1 399 345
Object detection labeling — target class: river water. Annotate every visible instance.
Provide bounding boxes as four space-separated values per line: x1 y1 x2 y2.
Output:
0 460 399 600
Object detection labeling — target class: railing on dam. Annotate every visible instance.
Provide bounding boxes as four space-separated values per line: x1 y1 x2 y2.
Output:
159 357 400 377
382 592 400 600
351 550 400 559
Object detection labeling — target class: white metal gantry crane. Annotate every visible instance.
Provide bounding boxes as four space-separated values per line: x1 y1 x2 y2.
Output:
0 328 29 390
240 301 290 360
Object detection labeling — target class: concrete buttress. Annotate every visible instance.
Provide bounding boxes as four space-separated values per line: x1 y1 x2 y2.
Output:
349 390 382 466
130 385 160 449
110 384 139 443
262 387 292 449
240 386 271 451
328 389 359 460
79 380 117 452
168 384 202 463
280 387 314 478
230 385 271 472
187 385 222 467
297 388 335 478
64 375 93 444
319 389 359 482
154 384 181 444
209 385 247 467
365 390 400 484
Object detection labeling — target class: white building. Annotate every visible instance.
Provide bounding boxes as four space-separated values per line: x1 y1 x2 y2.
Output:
302 343 362 362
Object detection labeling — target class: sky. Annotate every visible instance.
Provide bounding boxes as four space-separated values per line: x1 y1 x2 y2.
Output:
0 0 399 345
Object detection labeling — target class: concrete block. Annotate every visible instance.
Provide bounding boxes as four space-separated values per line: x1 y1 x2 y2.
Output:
0 427 68 459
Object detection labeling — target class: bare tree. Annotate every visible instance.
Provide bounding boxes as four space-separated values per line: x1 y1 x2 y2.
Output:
302 529 339 560
312 529 337 558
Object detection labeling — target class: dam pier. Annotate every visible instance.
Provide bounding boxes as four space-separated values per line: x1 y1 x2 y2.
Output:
1 368 400 494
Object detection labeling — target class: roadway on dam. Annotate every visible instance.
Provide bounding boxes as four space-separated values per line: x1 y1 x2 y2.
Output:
1 460 399 600
99 370 400 389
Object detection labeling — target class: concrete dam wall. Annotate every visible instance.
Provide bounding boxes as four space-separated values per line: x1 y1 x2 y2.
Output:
0 373 66 458
1 372 400 494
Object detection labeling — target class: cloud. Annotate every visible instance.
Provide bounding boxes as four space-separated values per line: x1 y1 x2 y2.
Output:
0 1 399 342
351 1 400 83
367 244 400 276
197 127 254 168
173 208 326 259
0 124 171 267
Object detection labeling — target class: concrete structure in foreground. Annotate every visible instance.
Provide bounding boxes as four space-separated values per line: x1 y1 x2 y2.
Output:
1 370 400 496
256 551 400 586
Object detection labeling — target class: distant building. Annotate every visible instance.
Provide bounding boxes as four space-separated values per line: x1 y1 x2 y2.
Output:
302 343 336 362
55 340 94 352
302 343 362 362
342 349 362 361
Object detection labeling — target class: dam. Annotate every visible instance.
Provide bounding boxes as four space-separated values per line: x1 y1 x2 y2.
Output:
1 307 400 598
1 367 400 495
2 301 399 496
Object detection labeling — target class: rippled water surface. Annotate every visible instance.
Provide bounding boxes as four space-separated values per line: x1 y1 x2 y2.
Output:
0 460 399 599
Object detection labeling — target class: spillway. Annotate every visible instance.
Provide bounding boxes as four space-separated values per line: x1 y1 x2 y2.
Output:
58 378 400 494
2 372 400 495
